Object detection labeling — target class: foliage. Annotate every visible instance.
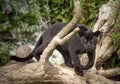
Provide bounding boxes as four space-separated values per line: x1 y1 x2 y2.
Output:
48 0 109 27
48 0 74 23
80 0 109 27
0 0 43 65
109 15 120 68
0 0 39 43
103 15 120 80
0 43 12 66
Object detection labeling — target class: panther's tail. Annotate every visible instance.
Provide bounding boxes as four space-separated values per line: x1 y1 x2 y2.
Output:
10 36 43 62
10 53 34 62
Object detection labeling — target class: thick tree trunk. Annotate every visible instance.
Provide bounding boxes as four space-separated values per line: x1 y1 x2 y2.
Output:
0 0 120 84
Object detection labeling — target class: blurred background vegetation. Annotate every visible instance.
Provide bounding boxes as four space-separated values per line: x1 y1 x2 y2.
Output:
0 0 119 77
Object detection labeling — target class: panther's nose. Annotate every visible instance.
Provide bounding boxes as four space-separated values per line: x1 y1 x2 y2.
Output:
87 44 91 49
87 43 91 46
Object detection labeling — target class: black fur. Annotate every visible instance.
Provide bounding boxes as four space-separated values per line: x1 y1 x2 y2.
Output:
10 23 100 76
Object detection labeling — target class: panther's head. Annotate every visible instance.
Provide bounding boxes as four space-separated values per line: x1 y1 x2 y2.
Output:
79 25 100 52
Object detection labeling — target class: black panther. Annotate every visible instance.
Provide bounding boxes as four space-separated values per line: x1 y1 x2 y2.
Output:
10 23 100 76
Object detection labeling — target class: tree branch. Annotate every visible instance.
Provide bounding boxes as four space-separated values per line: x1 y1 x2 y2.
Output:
39 0 81 72
58 27 80 45
58 0 81 38
98 67 120 78
91 0 120 70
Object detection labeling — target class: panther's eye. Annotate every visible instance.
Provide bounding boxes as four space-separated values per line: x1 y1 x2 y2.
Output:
84 39 87 42
92 39 94 42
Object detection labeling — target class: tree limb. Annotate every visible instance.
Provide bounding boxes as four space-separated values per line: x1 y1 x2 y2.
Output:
58 27 80 45
98 67 120 78
91 0 120 70
58 0 81 38
38 0 81 74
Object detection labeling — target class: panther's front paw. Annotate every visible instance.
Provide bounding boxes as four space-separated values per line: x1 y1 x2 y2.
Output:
74 65 84 76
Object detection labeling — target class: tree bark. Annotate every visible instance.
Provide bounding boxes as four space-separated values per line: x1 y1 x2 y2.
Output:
0 0 120 84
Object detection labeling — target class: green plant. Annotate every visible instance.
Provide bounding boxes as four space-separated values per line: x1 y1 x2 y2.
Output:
48 0 73 23
80 0 109 27
110 15 120 67
0 0 42 66
48 0 109 27
0 43 12 66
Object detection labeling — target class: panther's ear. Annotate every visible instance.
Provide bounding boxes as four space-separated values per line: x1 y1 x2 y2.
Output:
94 31 100 37
79 25 88 32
